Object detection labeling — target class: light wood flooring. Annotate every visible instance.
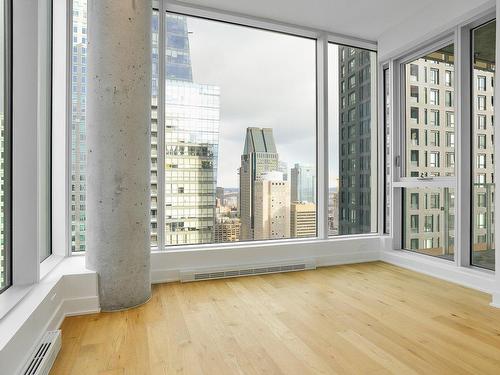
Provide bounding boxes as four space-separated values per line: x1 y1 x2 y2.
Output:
50 261 500 374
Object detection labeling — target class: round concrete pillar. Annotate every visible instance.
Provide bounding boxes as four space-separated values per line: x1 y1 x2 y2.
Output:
86 0 152 311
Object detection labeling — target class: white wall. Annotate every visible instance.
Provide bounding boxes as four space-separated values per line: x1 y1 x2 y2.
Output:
151 238 380 282
378 0 494 61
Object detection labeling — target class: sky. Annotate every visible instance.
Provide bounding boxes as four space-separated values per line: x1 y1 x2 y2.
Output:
186 16 340 188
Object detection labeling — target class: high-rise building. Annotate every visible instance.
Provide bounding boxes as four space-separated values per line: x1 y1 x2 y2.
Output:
291 163 316 203
278 161 288 181
338 46 377 235
70 0 88 252
164 14 220 246
239 127 279 240
403 47 457 258
328 189 339 235
291 201 316 238
216 187 224 208
254 172 290 240
214 218 241 243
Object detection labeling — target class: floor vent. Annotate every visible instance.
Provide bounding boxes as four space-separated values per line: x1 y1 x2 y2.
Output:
20 330 61 375
180 259 316 282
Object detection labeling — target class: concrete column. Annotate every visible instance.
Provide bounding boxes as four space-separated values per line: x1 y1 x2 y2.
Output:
86 0 152 311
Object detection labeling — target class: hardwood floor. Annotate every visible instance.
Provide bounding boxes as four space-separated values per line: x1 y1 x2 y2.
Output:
50 262 500 374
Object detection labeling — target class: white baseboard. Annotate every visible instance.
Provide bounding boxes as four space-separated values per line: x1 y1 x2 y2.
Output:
49 296 100 331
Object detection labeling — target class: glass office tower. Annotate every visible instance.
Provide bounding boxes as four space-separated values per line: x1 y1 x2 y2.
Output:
164 14 220 245
70 0 87 251
338 46 377 235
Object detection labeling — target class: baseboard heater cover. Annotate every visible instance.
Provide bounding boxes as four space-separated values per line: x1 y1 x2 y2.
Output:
180 259 316 282
19 330 61 375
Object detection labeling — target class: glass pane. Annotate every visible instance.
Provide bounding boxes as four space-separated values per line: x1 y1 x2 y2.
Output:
150 9 159 247
384 67 390 234
403 188 455 260
70 0 87 252
404 44 455 178
328 44 378 236
0 0 8 291
164 14 316 246
472 20 495 270
39 0 52 262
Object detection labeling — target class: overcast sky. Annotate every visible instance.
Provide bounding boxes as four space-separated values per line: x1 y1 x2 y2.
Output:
186 16 339 188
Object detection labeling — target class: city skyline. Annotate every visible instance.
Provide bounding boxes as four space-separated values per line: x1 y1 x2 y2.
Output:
186 16 318 188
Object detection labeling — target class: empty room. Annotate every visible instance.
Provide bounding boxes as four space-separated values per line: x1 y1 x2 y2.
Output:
1 0 500 374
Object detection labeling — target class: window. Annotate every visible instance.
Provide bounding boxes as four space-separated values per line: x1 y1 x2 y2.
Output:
430 68 439 84
39 0 52 262
471 20 495 270
328 44 377 236
446 111 455 127
445 70 452 86
446 153 455 168
162 13 316 246
446 132 454 147
403 188 455 260
0 0 11 293
404 44 455 178
383 67 390 234
478 114 487 129
478 95 486 110
478 75 487 91
71 0 88 251
430 131 440 147
71 5 320 249
410 85 419 102
478 134 486 149
429 152 440 168
445 90 453 107
410 193 419 209
429 89 439 105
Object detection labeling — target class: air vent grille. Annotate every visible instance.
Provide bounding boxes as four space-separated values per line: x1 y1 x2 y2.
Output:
20 330 61 375
181 259 315 282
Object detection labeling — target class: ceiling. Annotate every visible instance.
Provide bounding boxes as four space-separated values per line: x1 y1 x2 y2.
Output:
174 0 437 41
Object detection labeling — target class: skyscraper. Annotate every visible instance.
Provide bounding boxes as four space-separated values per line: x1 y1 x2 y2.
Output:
291 163 316 203
214 217 241 243
403 46 457 258
70 0 88 251
164 14 220 245
239 127 279 240
291 201 316 238
254 172 290 240
338 46 377 235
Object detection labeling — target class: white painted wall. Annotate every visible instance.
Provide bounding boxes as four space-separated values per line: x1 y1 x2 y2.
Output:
378 0 494 61
151 238 380 283
0 257 99 375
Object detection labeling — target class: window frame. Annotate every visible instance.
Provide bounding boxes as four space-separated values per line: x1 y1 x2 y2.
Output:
68 0 382 255
0 0 12 295
385 10 497 274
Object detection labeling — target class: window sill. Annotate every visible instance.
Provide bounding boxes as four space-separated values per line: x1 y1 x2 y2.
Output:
150 233 382 254
0 285 34 321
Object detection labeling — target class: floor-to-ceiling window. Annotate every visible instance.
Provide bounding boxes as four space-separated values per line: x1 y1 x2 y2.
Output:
471 20 496 270
328 43 378 236
401 44 456 259
70 0 87 252
160 13 317 247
